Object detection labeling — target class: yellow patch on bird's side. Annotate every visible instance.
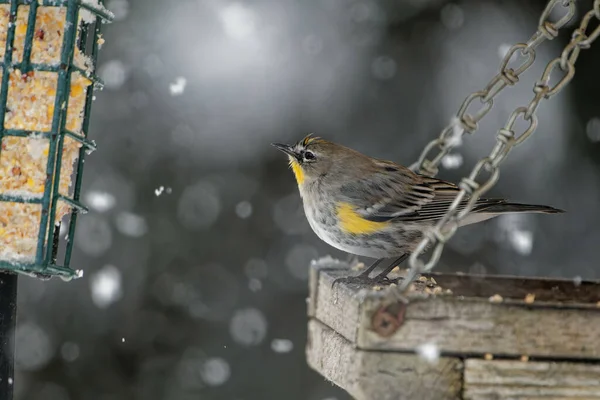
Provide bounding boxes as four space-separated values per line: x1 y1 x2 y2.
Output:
289 157 305 185
336 202 388 234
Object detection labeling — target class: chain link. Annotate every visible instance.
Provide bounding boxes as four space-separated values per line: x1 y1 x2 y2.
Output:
409 0 575 177
395 0 598 298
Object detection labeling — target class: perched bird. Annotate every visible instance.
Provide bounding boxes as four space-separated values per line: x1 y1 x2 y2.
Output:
272 134 564 286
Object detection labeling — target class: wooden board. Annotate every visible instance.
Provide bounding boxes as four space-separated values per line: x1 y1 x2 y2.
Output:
308 259 600 360
306 319 463 400
464 359 600 399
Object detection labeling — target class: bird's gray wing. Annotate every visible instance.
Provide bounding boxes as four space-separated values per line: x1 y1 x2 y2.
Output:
339 161 504 223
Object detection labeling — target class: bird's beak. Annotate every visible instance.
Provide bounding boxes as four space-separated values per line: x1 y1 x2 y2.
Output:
271 143 299 159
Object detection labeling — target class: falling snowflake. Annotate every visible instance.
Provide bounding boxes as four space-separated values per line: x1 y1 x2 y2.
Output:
115 211 148 237
201 357 231 386
447 116 464 148
498 43 512 59
75 215 113 256
90 265 123 308
106 0 129 21
15 322 54 371
98 60 128 90
248 279 262 292
169 77 187 96
586 117 600 142
61 342 80 362
271 339 294 353
235 201 253 219
509 230 533 255
85 191 116 213
177 181 221 230
219 3 256 40
441 153 463 169
229 308 267 346
417 342 440 364
285 243 318 280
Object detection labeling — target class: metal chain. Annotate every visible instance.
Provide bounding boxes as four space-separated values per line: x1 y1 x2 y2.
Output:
408 0 576 176
394 0 599 298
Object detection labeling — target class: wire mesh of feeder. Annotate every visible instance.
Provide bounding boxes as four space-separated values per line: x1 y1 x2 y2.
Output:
0 0 113 280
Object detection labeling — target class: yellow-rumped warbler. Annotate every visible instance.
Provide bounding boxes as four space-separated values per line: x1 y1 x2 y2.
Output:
272 134 564 286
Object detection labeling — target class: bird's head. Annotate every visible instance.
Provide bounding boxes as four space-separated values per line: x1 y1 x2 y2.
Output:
271 134 350 186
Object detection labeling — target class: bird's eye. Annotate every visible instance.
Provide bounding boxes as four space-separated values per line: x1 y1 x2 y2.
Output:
304 151 316 160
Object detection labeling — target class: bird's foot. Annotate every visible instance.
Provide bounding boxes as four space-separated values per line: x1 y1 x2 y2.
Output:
331 273 395 289
330 255 409 289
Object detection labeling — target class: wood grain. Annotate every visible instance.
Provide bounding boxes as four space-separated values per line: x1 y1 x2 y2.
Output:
312 266 600 359
464 359 600 399
306 319 463 400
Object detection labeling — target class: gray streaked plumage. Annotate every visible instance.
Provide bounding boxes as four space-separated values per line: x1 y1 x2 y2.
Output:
272 135 563 267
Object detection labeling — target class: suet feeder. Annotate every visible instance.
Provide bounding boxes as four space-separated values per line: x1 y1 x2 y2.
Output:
0 0 112 397
0 0 112 279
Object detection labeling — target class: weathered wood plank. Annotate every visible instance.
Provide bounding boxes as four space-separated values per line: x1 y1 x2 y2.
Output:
310 261 600 359
360 296 600 358
431 273 600 305
308 256 353 318
310 260 373 342
464 359 600 399
306 319 463 400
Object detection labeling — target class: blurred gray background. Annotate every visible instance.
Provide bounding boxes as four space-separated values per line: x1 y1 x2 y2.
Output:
14 0 600 399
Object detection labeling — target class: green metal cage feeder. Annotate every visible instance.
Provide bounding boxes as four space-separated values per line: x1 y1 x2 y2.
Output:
0 0 113 280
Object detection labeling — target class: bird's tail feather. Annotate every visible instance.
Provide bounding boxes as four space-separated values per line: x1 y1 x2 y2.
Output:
477 202 564 214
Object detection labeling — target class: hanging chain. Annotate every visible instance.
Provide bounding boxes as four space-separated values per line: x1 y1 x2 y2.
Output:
394 0 600 298
408 0 576 176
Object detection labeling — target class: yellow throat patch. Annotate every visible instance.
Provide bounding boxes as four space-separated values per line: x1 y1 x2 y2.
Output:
289 158 305 185
336 202 388 234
